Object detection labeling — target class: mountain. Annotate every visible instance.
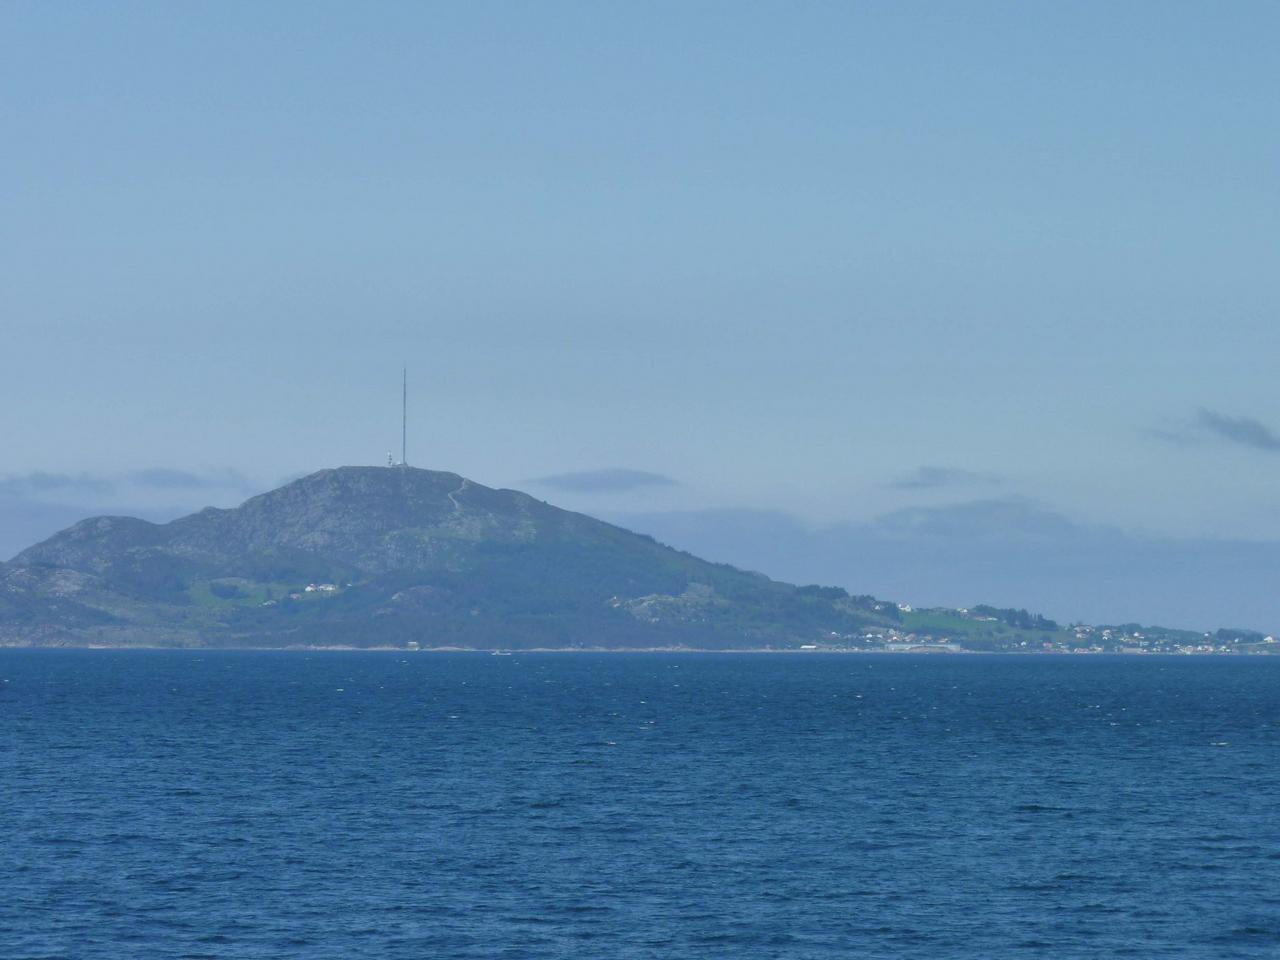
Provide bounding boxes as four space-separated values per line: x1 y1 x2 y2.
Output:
0 466 888 648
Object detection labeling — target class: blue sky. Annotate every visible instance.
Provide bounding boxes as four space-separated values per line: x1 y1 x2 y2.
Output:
3 2 1279 627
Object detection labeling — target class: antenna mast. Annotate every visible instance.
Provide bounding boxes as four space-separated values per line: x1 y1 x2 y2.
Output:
401 366 407 466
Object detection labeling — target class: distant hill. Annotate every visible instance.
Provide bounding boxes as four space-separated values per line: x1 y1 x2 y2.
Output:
0 466 892 648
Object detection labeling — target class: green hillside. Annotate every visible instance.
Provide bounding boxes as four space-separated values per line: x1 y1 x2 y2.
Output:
0 466 893 648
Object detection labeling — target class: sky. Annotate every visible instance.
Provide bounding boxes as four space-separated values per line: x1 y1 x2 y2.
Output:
3 2 1279 629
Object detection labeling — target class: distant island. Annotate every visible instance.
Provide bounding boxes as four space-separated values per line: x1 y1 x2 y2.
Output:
0 465 1274 654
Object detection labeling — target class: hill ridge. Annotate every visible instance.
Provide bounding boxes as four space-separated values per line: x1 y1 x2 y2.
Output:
0 465 877 648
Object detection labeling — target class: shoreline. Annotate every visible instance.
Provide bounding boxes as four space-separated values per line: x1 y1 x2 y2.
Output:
0 643 1273 657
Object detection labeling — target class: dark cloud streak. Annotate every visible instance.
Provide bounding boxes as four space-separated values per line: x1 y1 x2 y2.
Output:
1197 408 1280 452
1148 409 1280 453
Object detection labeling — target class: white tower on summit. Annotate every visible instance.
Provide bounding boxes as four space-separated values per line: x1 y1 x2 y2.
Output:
386 368 409 468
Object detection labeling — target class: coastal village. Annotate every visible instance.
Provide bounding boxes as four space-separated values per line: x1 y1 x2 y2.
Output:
813 603 1280 655
258 580 1277 654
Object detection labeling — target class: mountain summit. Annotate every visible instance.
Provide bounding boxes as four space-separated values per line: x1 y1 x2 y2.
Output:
0 466 880 648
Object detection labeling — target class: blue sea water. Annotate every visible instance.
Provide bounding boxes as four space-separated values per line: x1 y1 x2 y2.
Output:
1 651 1278 959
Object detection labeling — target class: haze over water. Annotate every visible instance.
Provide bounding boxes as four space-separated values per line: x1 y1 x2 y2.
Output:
4 650 1278 958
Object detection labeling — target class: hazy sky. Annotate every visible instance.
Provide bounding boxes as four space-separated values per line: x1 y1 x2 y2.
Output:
3 3 1279 626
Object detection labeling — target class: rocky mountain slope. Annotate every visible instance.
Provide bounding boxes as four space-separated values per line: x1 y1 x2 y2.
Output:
0 466 887 648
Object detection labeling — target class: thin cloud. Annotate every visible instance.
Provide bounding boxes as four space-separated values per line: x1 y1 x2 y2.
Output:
0 472 115 497
126 468 208 489
0 467 256 501
888 465 1000 490
1197 409 1280 452
0 466 260 558
868 496 1091 542
530 468 678 493
126 467 252 490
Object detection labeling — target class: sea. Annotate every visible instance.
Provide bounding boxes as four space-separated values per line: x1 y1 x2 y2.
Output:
2 650 1278 959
